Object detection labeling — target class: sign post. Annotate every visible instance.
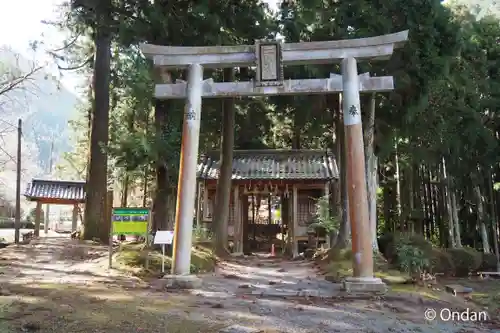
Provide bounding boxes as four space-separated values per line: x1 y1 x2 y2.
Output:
108 208 150 269
154 230 174 273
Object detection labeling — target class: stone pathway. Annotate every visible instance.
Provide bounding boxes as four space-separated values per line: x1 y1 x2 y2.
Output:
199 254 341 298
174 254 499 333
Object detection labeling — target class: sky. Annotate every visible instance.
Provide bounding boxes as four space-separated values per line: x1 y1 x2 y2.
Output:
0 0 280 98
0 0 81 94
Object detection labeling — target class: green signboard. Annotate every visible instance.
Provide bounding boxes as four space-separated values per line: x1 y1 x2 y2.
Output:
111 208 150 235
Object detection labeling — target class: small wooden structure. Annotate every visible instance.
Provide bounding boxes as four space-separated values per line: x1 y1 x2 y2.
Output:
445 284 473 297
196 149 339 256
24 179 85 236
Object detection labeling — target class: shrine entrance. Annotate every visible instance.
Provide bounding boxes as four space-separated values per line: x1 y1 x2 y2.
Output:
196 149 338 255
24 179 86 236
141 30 408 292
246 193 283 253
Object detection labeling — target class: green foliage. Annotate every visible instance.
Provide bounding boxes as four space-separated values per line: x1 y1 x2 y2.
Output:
446 247 483 276
193 224 213 242
309 196 340 234
308 195 339 234
428 248 455 275
395 243 429 277
381 233 434 263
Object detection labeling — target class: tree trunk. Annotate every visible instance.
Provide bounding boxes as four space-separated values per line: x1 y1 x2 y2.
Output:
327 94 340 246
407 166 415 234
83 3 111 243
423 165 432 239
142 167 149 207
292 121 301 149
443 158 455 247
212 68 236 256
487 169 500 269
334 99 350 248
427 166 437 240
120 110 135 207
451 189 462 247
474 183 491 253
394 143 402 231
153 99 171 231
142 111 150 208
362 93 378 251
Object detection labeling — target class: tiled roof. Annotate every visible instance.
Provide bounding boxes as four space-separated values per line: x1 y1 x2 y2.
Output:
197 150 338 180
24 179 86 202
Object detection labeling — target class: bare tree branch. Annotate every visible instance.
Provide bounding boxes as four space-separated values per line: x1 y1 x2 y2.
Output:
51 34 82 52
0 65 43 97
47 53 93 71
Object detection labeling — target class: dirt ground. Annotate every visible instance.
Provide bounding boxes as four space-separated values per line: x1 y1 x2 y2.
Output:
0 236 498 333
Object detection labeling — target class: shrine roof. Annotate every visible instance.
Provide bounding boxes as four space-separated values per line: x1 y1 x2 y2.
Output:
24 179 86 203
197 149 338 181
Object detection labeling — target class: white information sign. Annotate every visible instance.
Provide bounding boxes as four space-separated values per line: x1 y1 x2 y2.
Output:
154 230 174 244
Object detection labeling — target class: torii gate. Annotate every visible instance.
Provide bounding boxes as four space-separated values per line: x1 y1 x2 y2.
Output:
140 30 408 292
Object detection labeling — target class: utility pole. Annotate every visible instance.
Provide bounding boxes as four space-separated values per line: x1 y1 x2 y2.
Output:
45 140 54 234
14 119 22 244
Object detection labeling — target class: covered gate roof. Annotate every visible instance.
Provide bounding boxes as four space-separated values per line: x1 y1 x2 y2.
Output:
197 149 338 181
24 179 86 204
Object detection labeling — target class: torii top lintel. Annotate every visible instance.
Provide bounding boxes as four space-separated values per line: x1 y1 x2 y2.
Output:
140 30 408 69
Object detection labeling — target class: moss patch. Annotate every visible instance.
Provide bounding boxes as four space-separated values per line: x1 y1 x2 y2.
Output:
319 247 411 285
389 284 441 300
463 279 500 318
114 242 216 277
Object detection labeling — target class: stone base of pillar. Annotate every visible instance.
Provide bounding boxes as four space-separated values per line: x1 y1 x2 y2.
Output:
230 252 244 257
342 277 387 294
161 275 202 289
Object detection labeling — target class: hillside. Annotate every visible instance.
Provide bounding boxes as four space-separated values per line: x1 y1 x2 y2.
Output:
0 46 81 207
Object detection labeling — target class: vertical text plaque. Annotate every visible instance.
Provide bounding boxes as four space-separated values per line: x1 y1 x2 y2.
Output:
255 40 284 87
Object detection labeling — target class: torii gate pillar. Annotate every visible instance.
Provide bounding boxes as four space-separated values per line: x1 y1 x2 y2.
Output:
171 63 204 276
341 58 385 293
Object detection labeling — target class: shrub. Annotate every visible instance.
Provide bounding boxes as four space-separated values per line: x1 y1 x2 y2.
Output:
429 248 454 275
381 233 433 264
378 233 394 258
326 247 353 261
446 247 482 277
395 243 429 278
193 224 212 242
479 253 499 271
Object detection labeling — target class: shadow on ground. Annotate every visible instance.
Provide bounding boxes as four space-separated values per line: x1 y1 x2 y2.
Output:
0 239 498 333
